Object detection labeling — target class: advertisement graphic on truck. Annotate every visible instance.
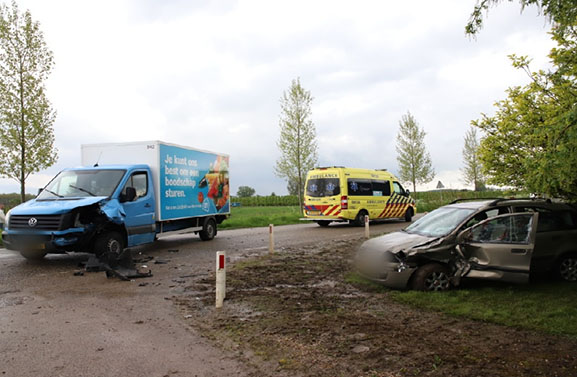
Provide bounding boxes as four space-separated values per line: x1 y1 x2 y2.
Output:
303 167 415 227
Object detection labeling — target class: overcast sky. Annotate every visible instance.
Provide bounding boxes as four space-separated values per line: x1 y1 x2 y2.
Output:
0 0 555 195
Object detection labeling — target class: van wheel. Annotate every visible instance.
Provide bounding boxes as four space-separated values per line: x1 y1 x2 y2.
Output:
353 210 368 227
411 263 451 291
556 253 577 282
94 231 124 258
316 220 331 227
200 218 217 241
404 208 413 222
19 249 47 260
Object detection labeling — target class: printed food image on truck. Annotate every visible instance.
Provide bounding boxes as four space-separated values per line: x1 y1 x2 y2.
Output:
1 141 230 262
303 166 416 227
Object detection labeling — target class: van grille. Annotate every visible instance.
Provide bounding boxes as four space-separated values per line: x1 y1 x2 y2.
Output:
9 215 63 231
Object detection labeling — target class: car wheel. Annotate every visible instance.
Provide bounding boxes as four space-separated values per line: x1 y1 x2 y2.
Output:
404 207 413 222
200 218 217 241
557 254 577 282
411 263 451 291
316 220 331 227
353 210 368 227
19 249 47 260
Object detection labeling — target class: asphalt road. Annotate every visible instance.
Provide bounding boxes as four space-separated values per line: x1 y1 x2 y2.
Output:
0 219 411 377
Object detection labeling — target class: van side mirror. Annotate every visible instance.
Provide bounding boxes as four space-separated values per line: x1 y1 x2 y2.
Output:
120 187 137 202
37 188 43 196
405 189 410 196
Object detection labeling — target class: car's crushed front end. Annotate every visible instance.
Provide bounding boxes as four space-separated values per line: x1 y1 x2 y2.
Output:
355 231 455 289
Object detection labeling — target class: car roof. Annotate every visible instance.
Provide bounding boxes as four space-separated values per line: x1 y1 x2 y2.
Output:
446 198 575 212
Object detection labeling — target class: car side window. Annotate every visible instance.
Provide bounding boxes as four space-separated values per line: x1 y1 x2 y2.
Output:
463 207 509 229
513 206 572 233
469 214 533 244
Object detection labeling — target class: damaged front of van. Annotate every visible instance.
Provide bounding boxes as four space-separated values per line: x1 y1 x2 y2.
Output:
2 168 129 259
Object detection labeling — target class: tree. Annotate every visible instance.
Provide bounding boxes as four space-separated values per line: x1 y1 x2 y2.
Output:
473 23 577 199
274 78 318 211
286 180 299 196
395 112 435 193
466 0 577 37
0 1 57 202
461 127 486 191
236 186 255 198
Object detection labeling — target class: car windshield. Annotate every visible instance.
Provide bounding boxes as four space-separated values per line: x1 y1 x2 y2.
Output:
405 206 476 237
37 169 126 200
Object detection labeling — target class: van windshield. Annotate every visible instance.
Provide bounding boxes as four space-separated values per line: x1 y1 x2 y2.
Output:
306 178 340 198
37 169 126 200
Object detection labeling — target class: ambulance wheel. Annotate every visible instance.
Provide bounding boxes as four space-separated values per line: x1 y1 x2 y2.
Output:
200 218 217 241
316 220 331 227
404 208 414 222
353 210 368 227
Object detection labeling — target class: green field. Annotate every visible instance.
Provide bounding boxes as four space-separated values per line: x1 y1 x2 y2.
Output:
219 205 302 229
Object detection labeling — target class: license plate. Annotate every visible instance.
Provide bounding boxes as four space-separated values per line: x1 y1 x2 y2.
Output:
307 211 321 216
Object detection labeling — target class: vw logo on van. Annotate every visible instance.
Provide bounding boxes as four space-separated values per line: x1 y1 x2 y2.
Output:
28 217 38 227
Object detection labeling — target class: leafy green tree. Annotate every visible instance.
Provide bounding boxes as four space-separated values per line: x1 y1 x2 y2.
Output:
0 1 57 202
473 23 577 199
274 77 318 211
462 127 486 191
236 186 256 198
396 112 435 193
466 0 577 36
286 179 300 197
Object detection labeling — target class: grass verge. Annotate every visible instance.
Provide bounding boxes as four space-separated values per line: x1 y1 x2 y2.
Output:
387 280 577 337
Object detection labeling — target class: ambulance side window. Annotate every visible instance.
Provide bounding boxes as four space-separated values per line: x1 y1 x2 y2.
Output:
393 182 407 196
348 179 372 196
372 180 391 196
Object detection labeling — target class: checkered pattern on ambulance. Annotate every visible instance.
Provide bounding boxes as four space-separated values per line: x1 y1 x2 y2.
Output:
376 193 415 219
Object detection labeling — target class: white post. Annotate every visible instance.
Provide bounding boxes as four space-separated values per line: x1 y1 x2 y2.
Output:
364 215 370 238
215 251 226 309
269 224 275 254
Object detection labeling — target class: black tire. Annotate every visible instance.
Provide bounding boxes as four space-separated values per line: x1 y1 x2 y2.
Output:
316 220 331 227
200 218 217 241
411 263 451 291
556 253 577 282
353 210 368 227
19 249 47 260
404 207 413 222
94 231 124 258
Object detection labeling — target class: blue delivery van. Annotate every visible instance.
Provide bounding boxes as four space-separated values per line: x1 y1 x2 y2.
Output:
2 141 230 259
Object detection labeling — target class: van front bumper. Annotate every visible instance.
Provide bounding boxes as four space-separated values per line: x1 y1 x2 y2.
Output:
2 228 88 253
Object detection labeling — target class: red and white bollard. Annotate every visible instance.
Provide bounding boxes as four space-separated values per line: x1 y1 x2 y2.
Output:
215 251 226 308
269 224 275 254
364 215 370 239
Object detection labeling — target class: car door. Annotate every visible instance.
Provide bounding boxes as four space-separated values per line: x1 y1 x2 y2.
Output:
459 213 538 284
121 170 156 246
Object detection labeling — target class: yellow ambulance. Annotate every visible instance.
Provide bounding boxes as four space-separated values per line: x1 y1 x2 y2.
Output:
303 167 416 226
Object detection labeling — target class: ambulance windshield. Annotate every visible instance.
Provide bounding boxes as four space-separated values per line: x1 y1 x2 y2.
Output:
306 178 340 197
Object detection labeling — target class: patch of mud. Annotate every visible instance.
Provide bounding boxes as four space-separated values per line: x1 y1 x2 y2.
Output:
0 290 33 308
175 238 577 377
